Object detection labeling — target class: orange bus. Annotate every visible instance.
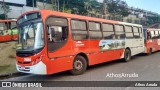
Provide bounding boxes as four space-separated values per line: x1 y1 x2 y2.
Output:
0 20 18 42
144 28 160 54
16 10 144 75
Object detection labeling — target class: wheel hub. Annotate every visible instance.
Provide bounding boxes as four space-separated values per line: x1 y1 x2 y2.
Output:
74 60 83 70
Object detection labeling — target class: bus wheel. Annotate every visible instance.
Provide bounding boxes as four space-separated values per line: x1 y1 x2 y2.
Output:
70 55 87 75
123 49 131 62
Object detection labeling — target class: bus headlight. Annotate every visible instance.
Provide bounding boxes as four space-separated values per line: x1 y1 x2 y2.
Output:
32 55 43 65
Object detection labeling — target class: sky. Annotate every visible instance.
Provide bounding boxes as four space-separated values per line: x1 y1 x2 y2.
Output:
97 0 160 14
124 0 160 14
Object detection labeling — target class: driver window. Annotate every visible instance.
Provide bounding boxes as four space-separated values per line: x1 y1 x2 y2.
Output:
48 26 68 42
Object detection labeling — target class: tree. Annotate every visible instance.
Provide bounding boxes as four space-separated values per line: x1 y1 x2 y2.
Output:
57 0 101 16
103 0 130 17
84 0 92 15
102 3 108 15
59 0 87 15
0 1 11 19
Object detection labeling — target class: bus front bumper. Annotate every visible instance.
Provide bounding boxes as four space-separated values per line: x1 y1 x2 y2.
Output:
16 61 47 75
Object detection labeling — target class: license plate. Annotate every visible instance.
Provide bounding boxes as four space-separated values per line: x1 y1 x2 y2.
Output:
21 66 25 70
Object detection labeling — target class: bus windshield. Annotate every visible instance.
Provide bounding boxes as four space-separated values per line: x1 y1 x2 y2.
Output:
17 22 44 51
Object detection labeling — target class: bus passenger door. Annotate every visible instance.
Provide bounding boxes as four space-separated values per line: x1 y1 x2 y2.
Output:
46 17 72 59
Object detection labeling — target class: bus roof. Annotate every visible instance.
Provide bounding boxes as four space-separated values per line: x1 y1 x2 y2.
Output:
18 10 142 27
0 20 16 23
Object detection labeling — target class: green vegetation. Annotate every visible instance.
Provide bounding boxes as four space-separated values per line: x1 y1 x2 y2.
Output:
37 0 130 18
39 0 160 26
0 1 11 19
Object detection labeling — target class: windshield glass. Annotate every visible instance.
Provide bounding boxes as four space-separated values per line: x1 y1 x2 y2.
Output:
17 22 44 51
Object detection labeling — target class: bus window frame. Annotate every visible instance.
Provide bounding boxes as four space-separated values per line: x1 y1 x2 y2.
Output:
139 27 143 39
0 22 9 31
151 31 156 39
114 24 125 39
124 25 134 39
154 31 158 39
133 26 140 39
70 18 89 41
147 31 152 40
102 22 115 40
88 21 103 40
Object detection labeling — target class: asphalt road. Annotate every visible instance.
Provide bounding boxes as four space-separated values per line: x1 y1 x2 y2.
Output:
1 51 160 90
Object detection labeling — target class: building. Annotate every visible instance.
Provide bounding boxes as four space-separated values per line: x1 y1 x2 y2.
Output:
128 7 159 18
0 0 53 19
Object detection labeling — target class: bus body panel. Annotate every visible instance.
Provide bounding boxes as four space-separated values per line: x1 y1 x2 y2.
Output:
144 28 160 54
0 20 18 42
125 38 145 56
0 35 12 42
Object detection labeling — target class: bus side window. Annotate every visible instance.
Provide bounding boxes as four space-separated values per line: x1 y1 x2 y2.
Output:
102 23 114 39
71 20 88 40
114 24 125 39
5 22 11 29
147 32 151 40
125 26 134 39
11 22 17 29
48 26 68 42
89 22 102 40
150 31 155 39
0 31 4 36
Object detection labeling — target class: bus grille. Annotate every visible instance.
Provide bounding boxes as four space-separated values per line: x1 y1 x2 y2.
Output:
18 61 30 64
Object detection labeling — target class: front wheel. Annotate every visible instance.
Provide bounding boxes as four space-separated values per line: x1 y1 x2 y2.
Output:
70 55 87 75
123 49 131 62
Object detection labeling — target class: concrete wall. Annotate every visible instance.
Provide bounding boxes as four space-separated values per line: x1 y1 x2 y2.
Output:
0 1 53 19
0 0 26 5
6 6 39 19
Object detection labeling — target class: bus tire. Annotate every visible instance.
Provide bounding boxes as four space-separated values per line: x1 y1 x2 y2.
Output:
123 48 131 62
70 55 87 75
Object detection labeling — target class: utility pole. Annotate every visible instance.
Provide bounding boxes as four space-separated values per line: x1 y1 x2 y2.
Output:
3 0 6 19
57 0 59 11
63 1 65 12
32 0 34 10
55 0 57 11
43 0 46 9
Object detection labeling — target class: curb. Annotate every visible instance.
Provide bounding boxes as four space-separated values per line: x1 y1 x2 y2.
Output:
0 72 20 79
